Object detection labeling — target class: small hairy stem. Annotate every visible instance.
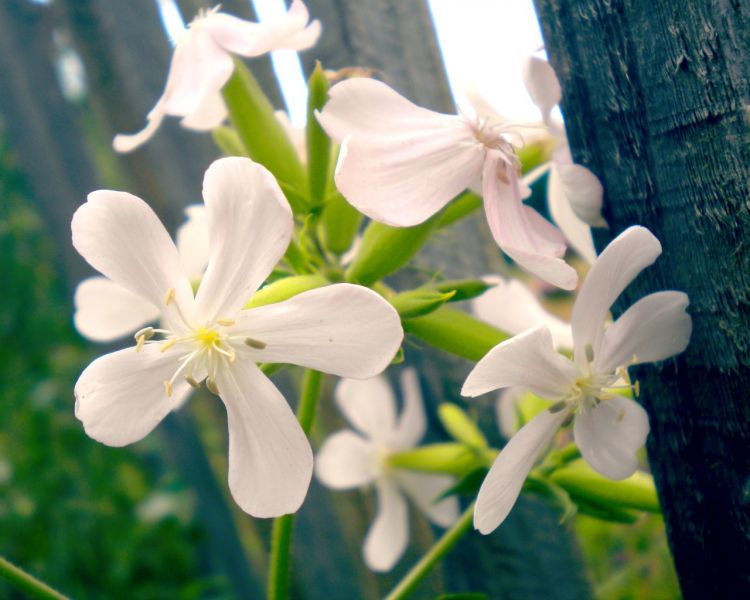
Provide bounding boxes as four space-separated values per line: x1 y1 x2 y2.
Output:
0 556 68 600
266 369 324 600
384 503 475 600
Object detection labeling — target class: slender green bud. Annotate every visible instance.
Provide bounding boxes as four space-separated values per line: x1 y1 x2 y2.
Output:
433 279 496 302
438 403 487 449
306 62 331 205
245 274 328 309
212 125 249 157
391 289 455 319
388 443 485 476
320 192 362 255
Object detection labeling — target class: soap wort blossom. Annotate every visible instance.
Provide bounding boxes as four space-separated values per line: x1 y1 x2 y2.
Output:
316 78 579 290
74 205 208 342
72 157 403 517
315 370 459 572
113 1 320 153
462 226 691 534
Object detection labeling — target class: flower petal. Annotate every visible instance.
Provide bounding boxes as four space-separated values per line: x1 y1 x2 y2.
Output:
194 158 292 322
391 368 426 450
363 478 409 572
571 226 662 365
596 291 691 373
74 277 160 342
462 326 577 399
71 190 193 326
175 205 210 282
234 284 403 378
396 471 459 527
474 406 572 534
496 387 524 438
546 164 598 264
112 107 166 153
522 55 561 123
471 276 574 350
216 360 312 517
334 376 397 443
574 396 649 480
554 164 606 228
482 153 578 290
315 431 377 489
74 345 189 447
180 92 227 130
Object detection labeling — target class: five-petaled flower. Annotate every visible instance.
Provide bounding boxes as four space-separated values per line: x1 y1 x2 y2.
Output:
114 1 320 152
71 157 403 518
315 370 459 572
461 226 692 534
316 77 578 289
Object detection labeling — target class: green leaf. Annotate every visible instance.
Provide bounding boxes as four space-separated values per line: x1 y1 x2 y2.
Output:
320 192 363 255
305 62 331 205
391 289 455 319
436 192 482 228
403 306 509 362
222 59 306 197
433 278 496 302
438 403 487 448
388 443 487 476
212 126 249 157
549 459 661 513
345 217 438 285
571 495 640 524
435 594 489 600
245 274 327 309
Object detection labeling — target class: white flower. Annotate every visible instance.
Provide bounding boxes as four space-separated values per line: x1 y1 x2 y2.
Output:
461 226 692 534
315 370 460 572
316 79 578 290
72 157 403 518
113 1 320 153
521 55 606 264
74 204 208 342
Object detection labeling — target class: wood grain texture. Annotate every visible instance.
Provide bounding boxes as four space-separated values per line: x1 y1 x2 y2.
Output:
534 0 750 596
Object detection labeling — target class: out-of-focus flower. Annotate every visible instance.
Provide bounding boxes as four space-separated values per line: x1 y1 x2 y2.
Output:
462 226 691 534
72 157 402 517
114 1 320 152
315 370 459 572
316 78 578 290
74 205 208 343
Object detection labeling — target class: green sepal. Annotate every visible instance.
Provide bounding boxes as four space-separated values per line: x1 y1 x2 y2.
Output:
388 443 487 476
391 289 455 319
436 192 482 229
571 496 640 524
549 459 661 513
320 192 362 255
436 593 489 600
345 217 438 286
245 274 327 309
438 403 487 449
403 306 509 362
435 467 488 501
433 279 496 302
306 62 331 205
390 346 405 365
222 59 307 199
212 126 249 157
525 475 577 523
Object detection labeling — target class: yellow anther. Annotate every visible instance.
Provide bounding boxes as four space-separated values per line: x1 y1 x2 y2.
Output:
631 353 639 364
633 380 641 397
164 380 173 397
217 318 235 327
134 326 154 352
206 377 219 395
160 339 177 352
616 409 626 422
244 337 267 350
196 327 219 346
136 335 146 352
164 287 176 305
185 375 201 389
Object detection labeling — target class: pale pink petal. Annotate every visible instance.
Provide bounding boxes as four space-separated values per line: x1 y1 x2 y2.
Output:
233 284 403 378
471 276 574 350
482 152 578 290
194 158 292 322
74 345 190 447
216 360 312 517
496 387 524 438
396 471 459 527
554 163 606 228
112 106 166 153
522 55 561 123
390 368 426 450
574 396 649 480
315 431 378 489
596 291 691 373
175 205 210 282
200 12 263 54
333 376 397 444
547 164 598 264
474 406 572 534
180 92 227 130
363 479 409 572
74 277 160 342
571 226 662 365
461 326 576 399
71 190 194 329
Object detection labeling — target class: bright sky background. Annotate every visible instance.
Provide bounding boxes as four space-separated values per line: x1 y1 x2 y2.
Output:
154 0 547 126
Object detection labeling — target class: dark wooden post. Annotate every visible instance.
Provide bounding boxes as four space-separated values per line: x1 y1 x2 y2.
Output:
534 1 750 596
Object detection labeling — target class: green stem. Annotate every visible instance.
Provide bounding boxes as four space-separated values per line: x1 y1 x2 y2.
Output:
266 369 324 600
384 503 475 600
0 556 68 600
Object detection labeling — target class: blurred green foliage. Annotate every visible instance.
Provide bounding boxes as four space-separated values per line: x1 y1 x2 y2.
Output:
0 138 227 599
